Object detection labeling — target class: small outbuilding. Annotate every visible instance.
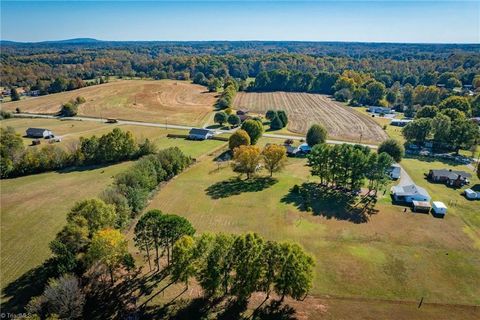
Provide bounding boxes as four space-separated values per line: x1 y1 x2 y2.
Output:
412 200 432 213
432 201 447 216
26 128 54 139
464 188 478 200
188 128 214 140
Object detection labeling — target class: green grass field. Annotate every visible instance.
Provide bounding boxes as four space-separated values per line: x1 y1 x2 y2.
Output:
140 148 480 307
0 118 226 304
400 157 480 248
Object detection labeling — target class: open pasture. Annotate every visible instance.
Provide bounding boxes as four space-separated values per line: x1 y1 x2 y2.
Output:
143 151 480 306
234 92 388 144
0 119 226 305
1 80 217 126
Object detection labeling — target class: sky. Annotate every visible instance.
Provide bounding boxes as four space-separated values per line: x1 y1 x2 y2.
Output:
1 1 479 43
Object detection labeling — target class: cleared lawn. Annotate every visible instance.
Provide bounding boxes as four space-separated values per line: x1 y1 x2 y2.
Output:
142 147 480 307
0 121 226 303
1 80 217 126
0 162 132 292
400 157 480 248
234 92 387 144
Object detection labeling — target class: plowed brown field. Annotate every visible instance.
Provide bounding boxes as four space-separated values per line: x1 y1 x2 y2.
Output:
234 92 387 144
2 80 217 126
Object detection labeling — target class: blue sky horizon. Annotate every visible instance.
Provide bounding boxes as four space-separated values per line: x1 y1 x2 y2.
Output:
1 1 479 44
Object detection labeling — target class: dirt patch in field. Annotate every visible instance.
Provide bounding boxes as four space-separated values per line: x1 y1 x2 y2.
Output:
2 80 217 126
234 92 387 144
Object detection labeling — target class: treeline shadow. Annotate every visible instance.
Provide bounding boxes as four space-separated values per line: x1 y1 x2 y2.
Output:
206 177 278 199
141 296 296 320
281 183 378 224
1 260 57 314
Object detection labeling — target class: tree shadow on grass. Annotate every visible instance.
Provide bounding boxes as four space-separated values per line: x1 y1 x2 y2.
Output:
141 296 224 320
281 183 378 224
253 300 297 320
1 260 57 314
206 177 278 199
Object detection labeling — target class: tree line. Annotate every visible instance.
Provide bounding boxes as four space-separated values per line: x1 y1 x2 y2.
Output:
308 143 394 195
26 147 193 318
250 70 479 114
402 96 479 152
2 41 478 99
0 127 155 178
134 212 315 303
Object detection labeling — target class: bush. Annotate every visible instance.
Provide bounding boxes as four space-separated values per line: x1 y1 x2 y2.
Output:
306 124 327 147
334 88 352 102
61 102 78 116
0 110 12 120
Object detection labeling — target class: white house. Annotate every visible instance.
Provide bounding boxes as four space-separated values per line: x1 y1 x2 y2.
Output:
26 128 54 139
391 184 431 203
368 106 394 114
188 128 214 140
390 119 413 127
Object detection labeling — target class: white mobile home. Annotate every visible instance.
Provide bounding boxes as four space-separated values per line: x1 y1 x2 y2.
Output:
391 184 431 203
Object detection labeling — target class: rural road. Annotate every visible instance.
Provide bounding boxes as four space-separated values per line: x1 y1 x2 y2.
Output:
13 113 379 149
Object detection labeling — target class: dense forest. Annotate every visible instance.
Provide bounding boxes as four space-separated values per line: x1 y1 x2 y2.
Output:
1 41 479 96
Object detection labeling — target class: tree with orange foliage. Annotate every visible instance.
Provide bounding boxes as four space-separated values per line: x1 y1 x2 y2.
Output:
232 145 261 179
262 144 287 177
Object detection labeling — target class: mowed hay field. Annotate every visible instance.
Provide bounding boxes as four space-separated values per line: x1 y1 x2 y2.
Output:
143 151 480 307
2 80 217 126
234 92 387 144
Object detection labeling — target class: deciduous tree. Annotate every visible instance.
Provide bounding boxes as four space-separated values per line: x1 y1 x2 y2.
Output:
262 144 287 177
87 228 131 284
228 129 251 151
377 138 404 162
232 145 261 179
241 119 264 145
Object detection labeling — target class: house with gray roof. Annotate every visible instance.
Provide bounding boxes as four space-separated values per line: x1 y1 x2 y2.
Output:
188 128 214 140
428 169 471 187
26 128 54 138
391 184 431 203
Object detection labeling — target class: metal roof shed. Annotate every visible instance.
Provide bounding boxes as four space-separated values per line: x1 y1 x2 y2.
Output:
432 201 447 215
412 200 431 213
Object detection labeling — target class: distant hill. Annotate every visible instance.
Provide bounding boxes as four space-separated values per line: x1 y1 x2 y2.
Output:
1 38 102 45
